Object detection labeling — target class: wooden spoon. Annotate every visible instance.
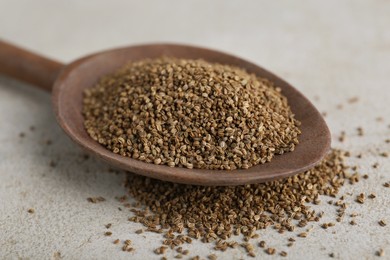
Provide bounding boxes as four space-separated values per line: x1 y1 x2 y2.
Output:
0 40 331 186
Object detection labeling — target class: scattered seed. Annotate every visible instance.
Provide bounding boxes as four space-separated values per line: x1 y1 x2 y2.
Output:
265 248 276 255
27 208 34 214
49 160 57 168
87 197 106 203
356 193 365 204
104 232 112 236
338 131 346 142
154 246 168 255
376 249 384 257
348 97 359 103
378 220 387 227
259 241 266 248
247 251 256 257
357 127 364 136
121 149 364 254
208 254 217 260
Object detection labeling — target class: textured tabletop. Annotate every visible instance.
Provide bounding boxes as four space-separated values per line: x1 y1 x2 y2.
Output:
0 1 389 259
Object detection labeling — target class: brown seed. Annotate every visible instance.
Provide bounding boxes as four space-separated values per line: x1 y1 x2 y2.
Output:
298 232 307 238
247 251 256 257
280 251 288 257
376 249 384 257
113 239 120 244
154 246 168 255
105 223 112 229
27 208 35 214
87 197 106 203
135 229 143 234
379 220 387 227
348 97 359 104
265 248 276 255
356 193 365 204
356 127 364 136
49 160 57 168
104 232 112 236
208 254 217 260
338 131 346 142
259 241 266 248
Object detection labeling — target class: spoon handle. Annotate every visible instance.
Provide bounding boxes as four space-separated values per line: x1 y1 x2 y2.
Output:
0 40 64 92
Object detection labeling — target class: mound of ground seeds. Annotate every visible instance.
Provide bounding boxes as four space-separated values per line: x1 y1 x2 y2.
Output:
83 57 300 170
121 149 360 257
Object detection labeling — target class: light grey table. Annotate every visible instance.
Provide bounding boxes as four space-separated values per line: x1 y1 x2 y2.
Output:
0 1 389 259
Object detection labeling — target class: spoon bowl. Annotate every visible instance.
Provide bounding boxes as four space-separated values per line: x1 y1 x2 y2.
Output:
0 41 330 186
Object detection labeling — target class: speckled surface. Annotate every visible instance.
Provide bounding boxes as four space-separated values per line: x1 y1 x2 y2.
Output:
0 1 389 259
